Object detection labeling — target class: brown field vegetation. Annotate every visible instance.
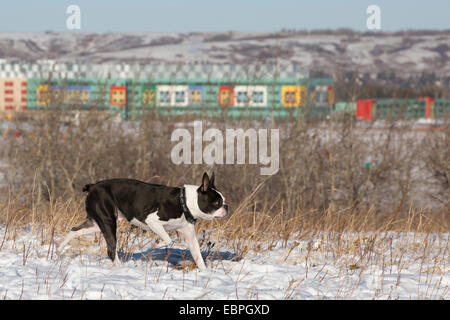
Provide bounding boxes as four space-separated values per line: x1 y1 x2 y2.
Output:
0 109 448 242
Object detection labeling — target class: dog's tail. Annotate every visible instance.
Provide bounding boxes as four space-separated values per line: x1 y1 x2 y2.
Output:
82 184 93 193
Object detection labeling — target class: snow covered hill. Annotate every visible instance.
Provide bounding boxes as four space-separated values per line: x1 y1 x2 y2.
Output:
1 30 449 78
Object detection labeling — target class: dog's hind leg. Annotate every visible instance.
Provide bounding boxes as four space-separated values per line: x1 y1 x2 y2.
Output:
86 194 121 267
57 218 100 255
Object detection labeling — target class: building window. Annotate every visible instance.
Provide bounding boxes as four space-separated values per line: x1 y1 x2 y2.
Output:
237 91 248 104
252 91 264 104
221 91 231 105
282 86 306 107
284 91 297 105
219 86 233 106
80 89 90 105
37 85 50 105
159 91 170 103
327 86 334 106
142 89 156 105
110 86 126 106
175 91 185 103
190 89 202 105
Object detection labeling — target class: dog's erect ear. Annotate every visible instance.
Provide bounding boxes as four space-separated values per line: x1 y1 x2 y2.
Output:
209 171 215 188
199 172 209 192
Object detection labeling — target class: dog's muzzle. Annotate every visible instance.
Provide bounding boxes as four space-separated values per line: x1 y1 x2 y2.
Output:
213 205 229 218
219 205 229 218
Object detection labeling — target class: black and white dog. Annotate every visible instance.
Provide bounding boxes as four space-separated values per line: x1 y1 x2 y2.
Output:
57 172 228 270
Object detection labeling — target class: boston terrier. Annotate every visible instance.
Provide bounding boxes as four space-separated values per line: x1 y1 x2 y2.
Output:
57 172 228 270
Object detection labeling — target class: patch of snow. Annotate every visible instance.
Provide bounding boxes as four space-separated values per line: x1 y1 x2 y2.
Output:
0 227 447 300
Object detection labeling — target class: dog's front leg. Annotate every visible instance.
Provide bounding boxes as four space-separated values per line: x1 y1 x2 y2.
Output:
177 224 206 270
144 218 174 248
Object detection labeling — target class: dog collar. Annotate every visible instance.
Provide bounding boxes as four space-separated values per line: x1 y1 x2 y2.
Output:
180 187 197 225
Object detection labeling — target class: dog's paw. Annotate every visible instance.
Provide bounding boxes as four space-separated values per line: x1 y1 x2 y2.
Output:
197 265 207 272
152 239 165 248
55 246 63 255
152 239 175 249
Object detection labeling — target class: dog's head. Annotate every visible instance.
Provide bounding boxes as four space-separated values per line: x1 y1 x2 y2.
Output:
188 172 229 220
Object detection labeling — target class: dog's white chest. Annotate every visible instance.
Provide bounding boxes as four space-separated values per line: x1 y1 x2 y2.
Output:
145 211 187 231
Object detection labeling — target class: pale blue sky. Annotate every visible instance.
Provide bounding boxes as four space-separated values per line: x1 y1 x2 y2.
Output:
0 0 448 32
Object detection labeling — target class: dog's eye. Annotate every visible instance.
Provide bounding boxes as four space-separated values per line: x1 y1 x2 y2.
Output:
214 199 222 207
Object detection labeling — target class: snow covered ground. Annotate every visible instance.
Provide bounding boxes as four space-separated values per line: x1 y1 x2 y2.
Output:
0 226 447 300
